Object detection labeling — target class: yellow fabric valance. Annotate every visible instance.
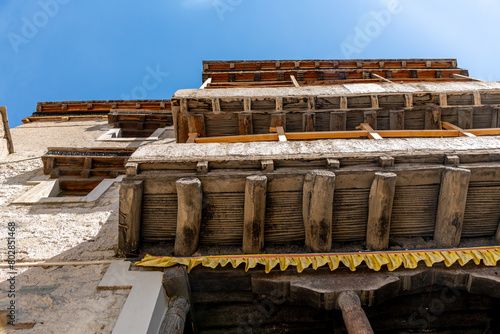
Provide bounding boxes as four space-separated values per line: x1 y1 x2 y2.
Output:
134 246 500 273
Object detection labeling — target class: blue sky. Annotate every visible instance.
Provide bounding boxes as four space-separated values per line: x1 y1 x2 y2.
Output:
1 0 500 127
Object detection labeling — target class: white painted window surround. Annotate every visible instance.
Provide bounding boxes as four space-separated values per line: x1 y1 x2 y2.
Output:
12 175 123 204
97 126 172 142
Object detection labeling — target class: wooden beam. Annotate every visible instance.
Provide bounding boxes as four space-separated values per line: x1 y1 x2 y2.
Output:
451 73 486 82
491 107 500 128
195 134 278 143
243 98 251 111
303 112 315 132
186 133 198 143
425 108 441 129
212 98 221 114
434 167 471 247
243 175 268 254
196 161 209 173
187 114 206 137
290 75 300 87
337 291 375 334
330 111 346 131
326 158 340 169
175 178 203 256
261 160 274 171
366 172 397 250
357 123 382 140
364 111 377 129
162 267 194 334
468 128 500 136
276 126 287 142
438 93 447 107
441 121 475 137
275 97 283 111
118 180 144 256
390 110 404 130
370 73 393 83
238 113 253 135
271 113 286 131
159 297 190 334
458 107 473 129
302 170 336 252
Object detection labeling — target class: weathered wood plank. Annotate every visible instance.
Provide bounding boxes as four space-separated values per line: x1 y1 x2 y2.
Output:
434 167 471 247
330 112 347 131
187 114 206 137
458 107 473 129
425 108 441 129
118 180 144 256
175 178 203 256
366 172 397 250
389 110 404 130
238 113 253 135
303 170 336 252
302 112 316 132
243 175 268 253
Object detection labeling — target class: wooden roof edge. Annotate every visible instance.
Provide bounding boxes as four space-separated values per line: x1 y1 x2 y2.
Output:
202 58 458 65
37 99 172 106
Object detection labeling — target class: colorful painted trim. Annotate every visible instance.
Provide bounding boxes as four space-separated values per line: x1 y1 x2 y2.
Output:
134 246 500 273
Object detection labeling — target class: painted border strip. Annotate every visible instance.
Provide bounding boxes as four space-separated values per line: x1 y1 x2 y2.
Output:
135 246 500 273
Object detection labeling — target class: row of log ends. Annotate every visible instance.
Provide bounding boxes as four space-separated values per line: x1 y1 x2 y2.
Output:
118 167 475 257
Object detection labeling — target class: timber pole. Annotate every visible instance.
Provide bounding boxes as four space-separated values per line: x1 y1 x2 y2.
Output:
337 291 374 334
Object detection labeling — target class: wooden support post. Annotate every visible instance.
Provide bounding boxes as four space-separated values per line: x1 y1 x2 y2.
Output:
439 93 448 107
370 95 379 109
302 170 336 252
330 112 346 131
458 107 473 129
178 113 189 144
445 155 460 166
340 96 348 110
364 111 377 130
366 172 397 250
337 291 374 334
261 160 274 171
175 178 202 256
238 113 253 135
326 158 340 169
45 157 55 170
434 167 471 247
390 110 404 130
243 98 251 111
243 175 267 254
425 108 441 130
473 91 481 105
162 266 195 334
212 98 221 114
290 75 300 87
307 97 315 110
491 107 500 128
118 180 144 256
159 297 190 334
187 114 206 137
302 112 315 132
404 94 413 108
276 97 283 111
83 157 92 170
271 113 286 131
196 161 209 173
